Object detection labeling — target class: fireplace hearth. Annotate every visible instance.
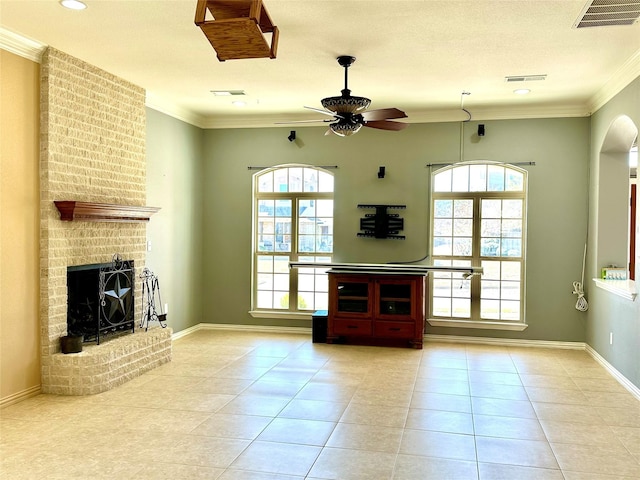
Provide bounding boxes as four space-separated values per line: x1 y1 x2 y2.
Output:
67 258 135 344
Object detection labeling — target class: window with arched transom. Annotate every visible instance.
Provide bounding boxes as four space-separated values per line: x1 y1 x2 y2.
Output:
252 165 334 314
430 161 527 326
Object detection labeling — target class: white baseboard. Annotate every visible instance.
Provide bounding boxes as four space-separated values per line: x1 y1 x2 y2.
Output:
173 324 639 399
5 327 635 408
585 344 640 401
0 384 41 409
426 334 639 399
424 333 586 350
179 323 312 336
171 323 203 340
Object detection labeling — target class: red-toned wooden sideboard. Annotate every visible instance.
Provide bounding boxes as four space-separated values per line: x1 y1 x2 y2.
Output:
327 271 425 349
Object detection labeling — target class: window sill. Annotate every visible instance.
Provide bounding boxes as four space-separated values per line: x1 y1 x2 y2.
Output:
427 318 528 331
249 310 312 321
592 278 637 301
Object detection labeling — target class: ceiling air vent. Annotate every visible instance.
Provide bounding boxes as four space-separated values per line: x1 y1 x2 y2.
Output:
505 74 547 83
211 90 246 96
573 0 640 28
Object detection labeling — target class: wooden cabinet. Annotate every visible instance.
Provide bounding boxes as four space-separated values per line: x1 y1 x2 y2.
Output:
327 272 425 349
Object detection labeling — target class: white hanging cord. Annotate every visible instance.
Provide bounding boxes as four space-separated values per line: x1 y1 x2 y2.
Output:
460 91 471 121
459 91 471 161
572 243 589 311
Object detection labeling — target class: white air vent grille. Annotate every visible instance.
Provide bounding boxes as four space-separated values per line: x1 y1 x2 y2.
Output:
574 0 640 28
505 75 547 83
211 90 246 96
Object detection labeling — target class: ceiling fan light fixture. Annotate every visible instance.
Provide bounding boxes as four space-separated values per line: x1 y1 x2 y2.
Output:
281 55 406 137
330 121 362 137
321 94 371 114
321 56 371 114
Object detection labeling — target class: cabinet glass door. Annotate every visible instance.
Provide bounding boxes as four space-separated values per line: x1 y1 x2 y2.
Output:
336 281 369 313
378 282 412 316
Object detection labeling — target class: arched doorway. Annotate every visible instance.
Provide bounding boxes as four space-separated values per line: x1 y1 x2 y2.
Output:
597 115 638 280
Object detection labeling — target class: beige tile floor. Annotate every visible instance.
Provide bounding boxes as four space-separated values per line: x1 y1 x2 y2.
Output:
2 329 640 479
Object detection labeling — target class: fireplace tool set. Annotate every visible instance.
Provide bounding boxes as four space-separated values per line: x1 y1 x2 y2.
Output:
139 268 167 330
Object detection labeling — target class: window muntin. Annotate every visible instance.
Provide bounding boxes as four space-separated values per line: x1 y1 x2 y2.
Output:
296 255 331 310
256 255 290 309
431 162 527 323
258 167 334 193
433 199 473 256
480 199 523 258
431 258 472 318
257 199 291 252
254 166 333 313
298 199 333 253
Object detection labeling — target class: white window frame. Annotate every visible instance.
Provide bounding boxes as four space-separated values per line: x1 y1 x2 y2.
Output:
250 164 334 319
428 161 528 331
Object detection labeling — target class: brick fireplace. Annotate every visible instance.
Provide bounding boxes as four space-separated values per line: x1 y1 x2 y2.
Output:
66 258 136 344
39 48 171 395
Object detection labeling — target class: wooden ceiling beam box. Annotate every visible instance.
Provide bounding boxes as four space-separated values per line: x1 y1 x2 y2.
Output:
54 201 160 223
194 0 279 61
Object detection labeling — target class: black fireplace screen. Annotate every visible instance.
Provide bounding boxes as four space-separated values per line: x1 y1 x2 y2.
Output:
67 259 135 344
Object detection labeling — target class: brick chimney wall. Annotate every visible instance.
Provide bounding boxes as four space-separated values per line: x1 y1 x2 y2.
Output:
39 48 170 395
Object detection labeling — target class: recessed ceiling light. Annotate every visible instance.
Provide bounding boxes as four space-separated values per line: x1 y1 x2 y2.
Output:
60 0 87 10
232 101 247 107
514 89 531 95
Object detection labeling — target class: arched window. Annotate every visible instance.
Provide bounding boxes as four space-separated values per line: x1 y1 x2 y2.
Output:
430 161 528 327
252 165 334 315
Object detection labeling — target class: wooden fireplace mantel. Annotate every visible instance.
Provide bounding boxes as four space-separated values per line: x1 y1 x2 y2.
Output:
54 201 160 223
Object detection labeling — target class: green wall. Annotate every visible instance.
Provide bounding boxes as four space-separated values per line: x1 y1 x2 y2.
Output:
587 77 640 389
197 117 590 341
146 108 204 333
146 88 640 389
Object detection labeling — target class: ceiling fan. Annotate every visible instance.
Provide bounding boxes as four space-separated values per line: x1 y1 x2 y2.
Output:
282 56 408 137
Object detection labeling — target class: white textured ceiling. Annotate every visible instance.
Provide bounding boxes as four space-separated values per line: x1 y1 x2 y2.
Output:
1 0 639 128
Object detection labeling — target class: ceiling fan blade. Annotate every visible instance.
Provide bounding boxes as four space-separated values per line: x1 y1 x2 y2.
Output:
304 106 340 118
364 120 408 131
324 128 334 136
361 108 407 122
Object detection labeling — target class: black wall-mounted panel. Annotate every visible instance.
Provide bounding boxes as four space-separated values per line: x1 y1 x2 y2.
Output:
357 204 406 240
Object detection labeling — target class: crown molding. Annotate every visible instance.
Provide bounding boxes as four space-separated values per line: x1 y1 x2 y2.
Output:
145 92 207 128
588 49 640 113
0 27 46 62
3 24 635 129
196 104 591 129
408 104 591 124
149 47 640 128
